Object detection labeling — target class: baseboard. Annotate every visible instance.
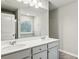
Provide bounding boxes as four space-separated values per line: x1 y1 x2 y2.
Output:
59 49 78 58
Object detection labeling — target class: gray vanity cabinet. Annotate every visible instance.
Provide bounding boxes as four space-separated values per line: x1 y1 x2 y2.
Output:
32 44 47 59
33 51 47 59
1 41 59 59
48 47 58 59
2 49 31 59
2 56 31 59
48 42 59 59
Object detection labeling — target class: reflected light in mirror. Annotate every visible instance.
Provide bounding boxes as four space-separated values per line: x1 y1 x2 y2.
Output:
38 2 42 7
17 0 22 2
23 0 30 4
35 5 39 8
17 0 42 8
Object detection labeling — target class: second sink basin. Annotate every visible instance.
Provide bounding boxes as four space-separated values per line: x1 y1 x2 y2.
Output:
2 44 26 51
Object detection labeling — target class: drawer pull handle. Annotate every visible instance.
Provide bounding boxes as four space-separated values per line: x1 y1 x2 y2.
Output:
39 49 42 50
40 57 42 59
22 56 28 59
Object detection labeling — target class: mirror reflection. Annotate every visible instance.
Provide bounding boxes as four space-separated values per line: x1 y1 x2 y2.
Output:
1 0 49 41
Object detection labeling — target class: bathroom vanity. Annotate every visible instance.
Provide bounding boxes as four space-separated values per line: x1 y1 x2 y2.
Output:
1 38 59 59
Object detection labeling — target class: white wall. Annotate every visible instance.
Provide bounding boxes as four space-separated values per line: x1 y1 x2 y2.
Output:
49 1 78 56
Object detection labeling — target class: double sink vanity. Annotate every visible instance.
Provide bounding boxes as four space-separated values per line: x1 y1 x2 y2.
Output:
1 37 59 59
1 0 59 58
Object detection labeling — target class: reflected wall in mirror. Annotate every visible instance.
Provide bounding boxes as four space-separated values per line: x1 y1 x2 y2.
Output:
1 13 16 41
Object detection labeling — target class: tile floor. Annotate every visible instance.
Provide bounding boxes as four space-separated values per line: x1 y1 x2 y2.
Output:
59 52 78 59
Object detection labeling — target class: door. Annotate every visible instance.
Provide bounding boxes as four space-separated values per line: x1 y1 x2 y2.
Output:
1 13 15 40
33 51 47 59
48 47 58 59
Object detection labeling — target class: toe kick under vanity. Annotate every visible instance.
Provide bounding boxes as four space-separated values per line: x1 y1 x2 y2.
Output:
1 38 59 59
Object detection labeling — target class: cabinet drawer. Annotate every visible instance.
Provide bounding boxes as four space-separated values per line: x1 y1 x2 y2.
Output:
48 42 58 49
2 49 31 59
32 44 47 54
33 51 47 59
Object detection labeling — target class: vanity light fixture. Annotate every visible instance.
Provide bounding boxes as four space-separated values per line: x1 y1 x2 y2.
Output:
17 0 42 8
17 0 22 2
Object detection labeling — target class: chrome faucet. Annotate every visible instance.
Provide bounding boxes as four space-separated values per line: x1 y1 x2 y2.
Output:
9 40 16 45
41 36 46 39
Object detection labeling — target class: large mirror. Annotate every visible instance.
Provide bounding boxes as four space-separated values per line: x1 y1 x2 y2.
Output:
1 0 49 41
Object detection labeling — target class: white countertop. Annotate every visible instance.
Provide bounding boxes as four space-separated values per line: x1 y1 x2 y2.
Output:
1 38 59 56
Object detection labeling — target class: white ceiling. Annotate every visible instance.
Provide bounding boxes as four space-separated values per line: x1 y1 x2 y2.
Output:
1 0 78 11
49 0 78 10
1 0 48 11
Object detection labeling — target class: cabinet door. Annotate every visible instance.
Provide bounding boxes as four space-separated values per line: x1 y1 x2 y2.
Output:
2 57 31 59
33 51 47 59
2 55 20 59
48 47 58 59
2 49 31 59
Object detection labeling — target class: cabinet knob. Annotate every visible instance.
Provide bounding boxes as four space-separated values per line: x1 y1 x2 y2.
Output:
48 50 49 53
40 57 42 59
22 57 28 59
39 49 42 50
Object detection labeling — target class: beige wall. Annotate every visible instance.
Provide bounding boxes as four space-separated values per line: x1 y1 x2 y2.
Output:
49 1 78 56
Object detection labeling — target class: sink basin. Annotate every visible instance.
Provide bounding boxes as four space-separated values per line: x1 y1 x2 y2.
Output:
2 44 26 51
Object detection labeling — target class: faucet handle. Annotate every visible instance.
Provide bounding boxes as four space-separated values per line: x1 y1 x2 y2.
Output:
12 34 15 37
9 40 16 45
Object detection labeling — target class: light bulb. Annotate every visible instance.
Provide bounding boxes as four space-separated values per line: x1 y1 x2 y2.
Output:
38 2 42 7
17 0 22 2
24 2 28 4
33 0 37 4
30 3 34 6
29 0 34 6
23 0 29 4
28 0 32 3
35 5 39 8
